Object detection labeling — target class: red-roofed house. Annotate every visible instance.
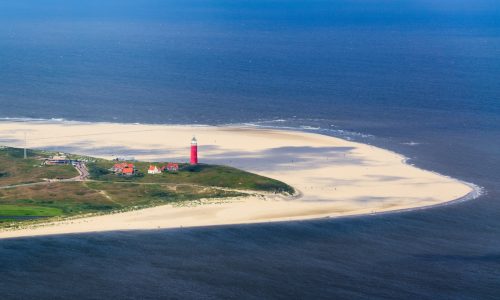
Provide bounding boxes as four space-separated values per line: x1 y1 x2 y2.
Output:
112 162 136 175
112 163 126 172
148 165 161 175
161 163 179 172
122 167 135 176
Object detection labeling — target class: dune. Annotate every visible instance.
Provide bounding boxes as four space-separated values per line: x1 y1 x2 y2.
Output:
0 120 477 238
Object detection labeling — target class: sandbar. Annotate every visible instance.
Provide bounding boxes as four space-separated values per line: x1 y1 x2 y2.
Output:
0 120 476 238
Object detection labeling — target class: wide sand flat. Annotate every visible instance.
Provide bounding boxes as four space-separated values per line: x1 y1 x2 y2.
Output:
0 120 474 238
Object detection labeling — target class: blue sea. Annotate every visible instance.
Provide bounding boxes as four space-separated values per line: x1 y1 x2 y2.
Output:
0 0 499 299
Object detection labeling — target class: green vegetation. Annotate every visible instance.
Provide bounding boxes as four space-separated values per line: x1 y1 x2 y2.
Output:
0 205 63 217
0 182 244 219
0 147 78 186
88 160 294 194
0 204 63 225
0 146 294 228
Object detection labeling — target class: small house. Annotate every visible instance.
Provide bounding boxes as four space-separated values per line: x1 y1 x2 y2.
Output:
148 165 162 175
45 154 71 165
122 167 135 176
162 163 179 172
112 162 136 175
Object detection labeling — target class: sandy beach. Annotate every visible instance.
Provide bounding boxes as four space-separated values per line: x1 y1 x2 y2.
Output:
0 120 476 238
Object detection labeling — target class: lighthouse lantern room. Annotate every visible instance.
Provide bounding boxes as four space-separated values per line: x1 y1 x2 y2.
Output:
190 137 198 165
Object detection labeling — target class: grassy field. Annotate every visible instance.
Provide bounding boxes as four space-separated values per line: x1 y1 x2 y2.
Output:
0 146 293 228
0 205 63 217
0 182 244 219
0 147 78 185
88 160 294 194
0 205 63 225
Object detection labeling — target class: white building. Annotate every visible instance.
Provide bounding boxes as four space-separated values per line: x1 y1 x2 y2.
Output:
147 165 162 175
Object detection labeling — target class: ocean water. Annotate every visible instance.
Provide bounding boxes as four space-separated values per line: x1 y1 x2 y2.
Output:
0 0 500 299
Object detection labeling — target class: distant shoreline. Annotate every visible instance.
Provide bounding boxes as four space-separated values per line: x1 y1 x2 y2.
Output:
0 120 479 238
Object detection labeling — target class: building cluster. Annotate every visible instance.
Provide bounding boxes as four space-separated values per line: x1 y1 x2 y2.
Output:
111 162 136 176
111 162 180 176
147 163 179 174
111 137 198 176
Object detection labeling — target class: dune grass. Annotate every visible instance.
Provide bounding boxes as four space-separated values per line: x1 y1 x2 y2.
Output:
0 181 244 222
88 160 294 194
0 147 78 186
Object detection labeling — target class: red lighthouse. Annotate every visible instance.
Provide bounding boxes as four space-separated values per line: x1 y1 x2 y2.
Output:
190 137 198 165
